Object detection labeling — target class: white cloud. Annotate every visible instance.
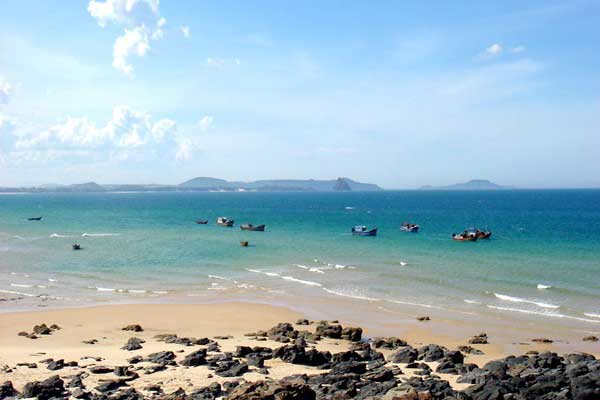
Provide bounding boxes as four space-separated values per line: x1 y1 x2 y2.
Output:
112 26 150 77
88 0 167 76
198 116 214 131
88 0 159 27
0 77 12 105
511 45 526 53
485 43 503 56
181 25 190 38
206 57 241 68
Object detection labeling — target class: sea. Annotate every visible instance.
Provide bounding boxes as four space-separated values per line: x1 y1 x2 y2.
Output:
1 190 599 333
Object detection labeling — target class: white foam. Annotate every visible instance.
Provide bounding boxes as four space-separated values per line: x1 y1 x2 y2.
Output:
294 264 309 270
81 233 118 237
128 289 147 294
323 288 380 302
537 284 552 290
309 268 325 274
237 283 254 289
282 276 322 287
10 283 33 288
96 287 116 292
36 285 47 289
10 272 30 277
153 290 168 294
335 264 347 269
208 287 228 291
245 268 262 274
48 278 57 282
388 299 445 310
344 206 355 210
487 305 600 323
0 289 36 297
494 293 559 309
400 261 408 267
208 275 231 281
584 313 600 318
49 233 73 238
265 272 280 277
464 299 482 304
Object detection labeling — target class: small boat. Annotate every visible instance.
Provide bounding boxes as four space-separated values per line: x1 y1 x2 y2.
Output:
400 222 419 233
351 226 378 236
217 217 234 227
467 227 492 239
240 224 265 232
72 244 82 250
452 232 478 242
240 241 249 247
195 220 208 224
27 217 42 221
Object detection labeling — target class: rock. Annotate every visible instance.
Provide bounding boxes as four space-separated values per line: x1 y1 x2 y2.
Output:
16 362 37 368
114 366 130 376
246 353 265 368
49 324 61 330
96 379 127 393
389 346 418 363
373 337 408 349
315 322 342 339
418 344 447 362
296 318 310 325
111 388 142 400
122 324 143 332
17 331 28 337
268 322 297 342
82 339 98 344
47 359 64 370
482 360 508 379
70 387 90 399
121 337 145 351
416 316 430 321
341 327 363 342
583 335 599 342
457 345 484 355
33 323 52 335
26 333 38 339
145 351 177 365
89 365 113 374
127 355 143 364
181 349 207 366
0 381 18 399
532 338 553 343
215 361 249 377
228 380 316 400
274 344 331 367
22 375 65 400
468 333 488 344
67 373 86 389
331 361 367 375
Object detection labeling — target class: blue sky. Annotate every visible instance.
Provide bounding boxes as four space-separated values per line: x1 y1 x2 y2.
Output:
0 0 598 188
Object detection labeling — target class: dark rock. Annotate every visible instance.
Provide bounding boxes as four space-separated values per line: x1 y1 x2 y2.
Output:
145 351 176 365
114 366 130 376
228 380 316 400
373 337 408 349
96 379 127 393
389 346 418 363
457 345 484 355
246 353 265 368
274 344 331 367
121 337 145 351
111 388 142 400
67 373 86 389
331 361 367 375
416 316 430 321
468 333 488 344
17 331 28 337
482 360 508 379
49 324 61 330
341 327 363 342
122 324 143 332
532 337 553 343
418 344 447 362
82 339 98 345
296 319 310 325
127 355 143 364
0 381 18 399
215 360 248 377
47 359 64 370
315 322 342 339
89 365 113 374
22 375 65 400
181 349 207 367
206 343 220 352
33 323 52 335
583 335 599 342
70 387 91 399
332 351 363 364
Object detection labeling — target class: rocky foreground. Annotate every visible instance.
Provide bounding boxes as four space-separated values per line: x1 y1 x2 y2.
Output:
1 319 599 400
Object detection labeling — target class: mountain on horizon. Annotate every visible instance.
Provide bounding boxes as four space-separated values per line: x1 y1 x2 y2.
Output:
179 177 382 191
420 179 510 191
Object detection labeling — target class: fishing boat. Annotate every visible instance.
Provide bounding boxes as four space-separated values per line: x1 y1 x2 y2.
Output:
72 243 82 250
217 217 234 227
452 232 478 242
400 222 419 233
351 226 378 236
27 217 42 221
195 220 208 224
240 241 249 247
240 224 265 231
467 227 492 239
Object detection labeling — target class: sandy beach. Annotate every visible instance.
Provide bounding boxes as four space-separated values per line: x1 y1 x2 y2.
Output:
1 301 599 399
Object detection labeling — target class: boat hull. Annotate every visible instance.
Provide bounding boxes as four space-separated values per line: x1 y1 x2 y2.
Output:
241 224 265 231
401 226 419 233
452 234 477 242
196 220 208 224
352 228 378 236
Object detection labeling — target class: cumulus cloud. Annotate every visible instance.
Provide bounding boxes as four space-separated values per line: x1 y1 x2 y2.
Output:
181 25 190 38
198 116 214 131
87 0 168 76
13 106 194 161
485 43 503 56
113 26 150 76
0 77 12 105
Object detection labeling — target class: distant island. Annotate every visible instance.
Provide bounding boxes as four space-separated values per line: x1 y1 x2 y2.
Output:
0 177 382 193
420 179 511 191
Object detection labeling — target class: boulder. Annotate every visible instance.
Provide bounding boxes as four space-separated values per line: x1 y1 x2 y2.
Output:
341 327 363 342
388 346 418 363
21 375 65 400
181 349 207 367
0 381 18 399
373 337 408 349
122 324 143 332
121 337 145 351
227 380 316 400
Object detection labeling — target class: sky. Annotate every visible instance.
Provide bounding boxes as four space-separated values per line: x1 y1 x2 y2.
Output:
0 0 599 189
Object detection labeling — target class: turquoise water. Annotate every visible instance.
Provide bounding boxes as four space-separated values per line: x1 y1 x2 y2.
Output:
1 190 599 328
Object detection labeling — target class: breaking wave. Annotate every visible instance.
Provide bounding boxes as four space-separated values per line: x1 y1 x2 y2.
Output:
494 293 559 309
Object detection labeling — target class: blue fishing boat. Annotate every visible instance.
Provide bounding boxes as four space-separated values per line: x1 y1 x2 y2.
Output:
351 226 377 236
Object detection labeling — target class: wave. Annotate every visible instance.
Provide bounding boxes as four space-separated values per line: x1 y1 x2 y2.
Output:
584 313 600 318
0 289 36 297
153 290 168 294
294 264 309 270
10 272 30 277
494 293 559 309
49 233 74 238
388 299 445 310
537 284 552 290
10 283 33 288
81 233 118 237
323 288 380 302
464 299 482 304
208 275 231 281
237 283 254 289
48 278 57 282
282 276 322 287
96 287 116 292
309 268 325 274
399 261 408 267
344 206 355 210
488 305 600 323
335 264 347 269
128 289 147 294
265 272 280 277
